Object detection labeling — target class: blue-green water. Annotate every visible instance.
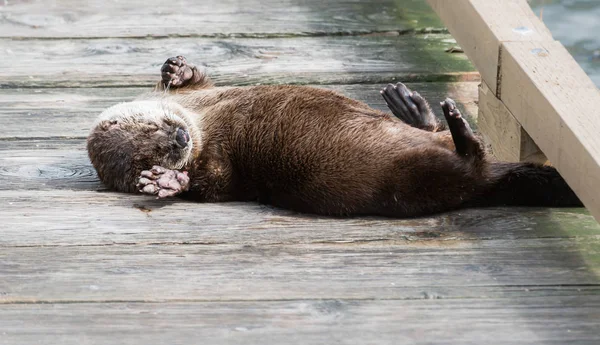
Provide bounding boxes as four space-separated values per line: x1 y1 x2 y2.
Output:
529 0 600 86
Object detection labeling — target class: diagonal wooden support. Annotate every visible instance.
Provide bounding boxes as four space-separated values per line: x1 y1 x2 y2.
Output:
427 0 600 222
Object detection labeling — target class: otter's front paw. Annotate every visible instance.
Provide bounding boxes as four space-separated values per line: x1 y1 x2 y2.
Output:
161 56 195 88
137 166 190 198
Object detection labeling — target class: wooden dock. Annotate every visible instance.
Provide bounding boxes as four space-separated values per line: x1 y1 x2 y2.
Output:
0 0 599 343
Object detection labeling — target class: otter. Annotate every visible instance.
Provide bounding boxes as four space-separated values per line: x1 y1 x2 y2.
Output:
87 55 582 217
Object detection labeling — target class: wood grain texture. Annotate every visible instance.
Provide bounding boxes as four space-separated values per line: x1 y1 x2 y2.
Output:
426 0 553 94
0 35 476 88
500 40 600 223
478 81 546 163
1 297 599 345
1 189 598 247
0 239 599 302
0 0 443 38
0 82 479 139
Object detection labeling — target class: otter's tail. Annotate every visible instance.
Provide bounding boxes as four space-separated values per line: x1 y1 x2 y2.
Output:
469 162 583 207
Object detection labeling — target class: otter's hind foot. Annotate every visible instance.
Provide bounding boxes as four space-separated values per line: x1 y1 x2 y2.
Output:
440 98 482 158
381 82 444 131
161 56 197 88
137 165 190 198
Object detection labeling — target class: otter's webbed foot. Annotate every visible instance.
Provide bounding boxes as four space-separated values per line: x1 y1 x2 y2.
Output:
161 56 199 88
137 166 190 198
381 82 445 132
440 98 482 158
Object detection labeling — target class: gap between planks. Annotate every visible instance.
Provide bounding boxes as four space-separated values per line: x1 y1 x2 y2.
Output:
5 28 450 41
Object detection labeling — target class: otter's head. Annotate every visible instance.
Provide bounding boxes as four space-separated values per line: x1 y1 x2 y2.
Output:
87 100 199 192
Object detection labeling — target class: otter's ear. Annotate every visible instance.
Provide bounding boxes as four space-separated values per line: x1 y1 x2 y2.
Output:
99 119 120 131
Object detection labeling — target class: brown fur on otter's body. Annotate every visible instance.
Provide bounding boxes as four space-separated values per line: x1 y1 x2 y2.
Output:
87 56 582 217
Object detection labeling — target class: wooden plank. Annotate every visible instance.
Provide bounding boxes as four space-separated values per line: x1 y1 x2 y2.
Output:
499 40 600 223
1 297 599 345
0 240 599 302
0 0 443 38
426 0 553 94
478 81 546 163
0 189 598 247
0 35 477 88
0 83 479 139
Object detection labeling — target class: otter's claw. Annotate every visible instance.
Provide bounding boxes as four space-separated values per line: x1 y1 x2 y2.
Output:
161 56 195 88
137 165 190 198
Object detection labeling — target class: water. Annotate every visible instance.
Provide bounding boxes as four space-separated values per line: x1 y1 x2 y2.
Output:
529 0 600 86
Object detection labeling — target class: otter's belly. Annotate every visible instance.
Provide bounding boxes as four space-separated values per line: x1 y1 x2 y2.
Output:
236 114 443 215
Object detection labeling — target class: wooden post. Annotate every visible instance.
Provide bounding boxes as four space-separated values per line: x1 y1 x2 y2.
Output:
478 82 547 164
426 0 550 164
427 0 600 222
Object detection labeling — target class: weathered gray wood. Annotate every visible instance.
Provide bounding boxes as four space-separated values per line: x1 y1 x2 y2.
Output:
0 35 476 88
0 0 443 38
0 239 599 302
0 82 479 139
1 297 600 345
0 71 481 89
0 190 598 247
2 0 596 343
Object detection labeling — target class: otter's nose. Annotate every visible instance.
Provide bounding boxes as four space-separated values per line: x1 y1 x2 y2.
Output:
176 128 190 148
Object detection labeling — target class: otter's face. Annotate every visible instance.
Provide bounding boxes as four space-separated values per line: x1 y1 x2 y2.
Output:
87 101 197 192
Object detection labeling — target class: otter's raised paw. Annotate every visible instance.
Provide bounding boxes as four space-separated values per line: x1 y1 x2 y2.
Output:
440 98 460 118
161 56 195 88
440 98 470 131
137 165 190 198
440 98 481 157
381 82 420 126
381 82 442 131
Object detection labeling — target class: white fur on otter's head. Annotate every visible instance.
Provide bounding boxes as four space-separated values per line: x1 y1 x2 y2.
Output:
87 100 200 193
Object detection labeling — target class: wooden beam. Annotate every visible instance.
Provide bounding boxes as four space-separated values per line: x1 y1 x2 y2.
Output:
426 0 551 162
428 0 600 222
426 0 553 95
478 81 546 163
499 40 600 222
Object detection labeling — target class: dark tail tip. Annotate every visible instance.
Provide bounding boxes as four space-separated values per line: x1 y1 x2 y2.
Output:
471 162 583 208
